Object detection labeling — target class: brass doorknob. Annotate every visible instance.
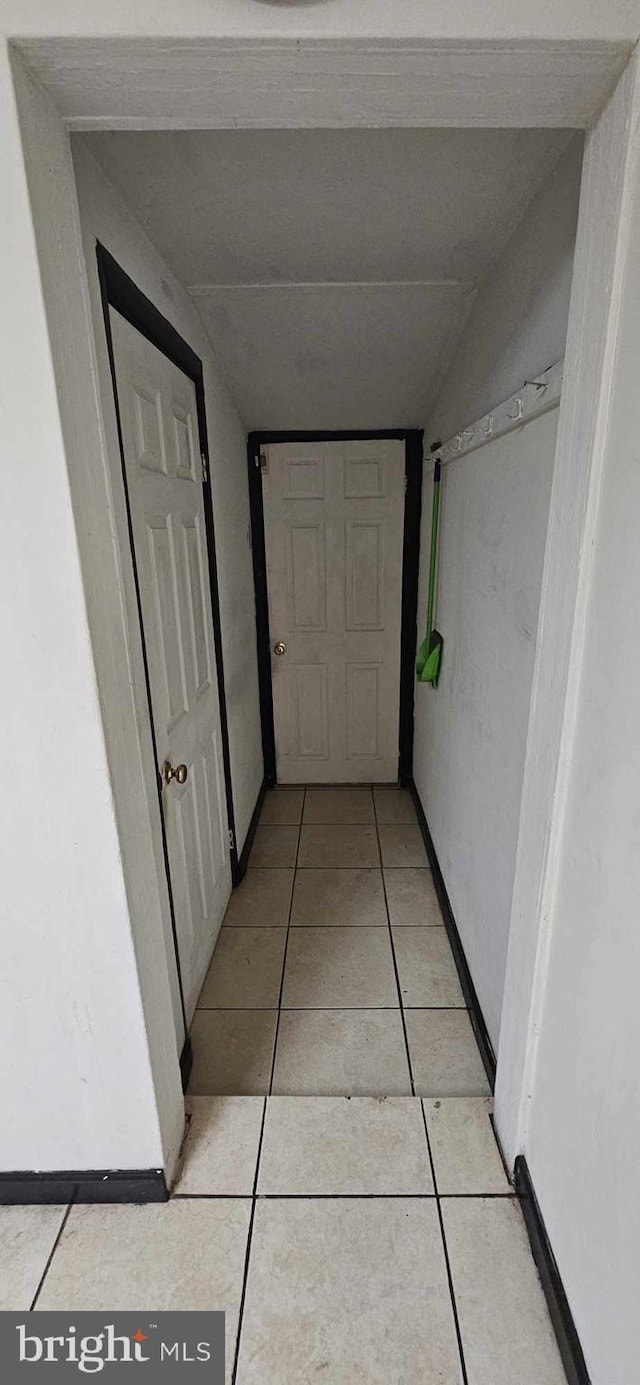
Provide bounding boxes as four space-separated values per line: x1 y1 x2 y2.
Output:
274 641 287 656
162 760 188 785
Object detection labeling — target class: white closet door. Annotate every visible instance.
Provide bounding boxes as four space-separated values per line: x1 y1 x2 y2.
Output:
111 311 231 1021
262 439 405 784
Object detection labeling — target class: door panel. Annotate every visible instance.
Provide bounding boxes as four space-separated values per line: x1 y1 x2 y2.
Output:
290 524 327 630
347 663 381 759
293 662 330 761
146 515 189 728
262 439 405 784
346 521 384 629
111 311 231 1021
182 518 212 699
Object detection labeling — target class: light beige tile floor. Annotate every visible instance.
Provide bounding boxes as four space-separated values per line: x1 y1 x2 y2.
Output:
189 1010 278 1095
189 785 491 1100
393 926 466 1007
222 868 294 927
423 1096 511 1195
257 1095 433 1195
304 786 375 823
272 1008 412 1095
198 927 287 1009
374 785 419 823
442 1196 568 1385
292 866 387 926
237 1197 463 1384
18 1098 565 1385
384 865 442 925
298 823 379 868
175 1096 265 1195
248 824 299 868
259 788 304 825
0 1205 67 1310
406 1010 491 1097
36 1200 251 1385
35 1199 251 1314
2 804 565 1383
378 822 429 867
281 926 398 1008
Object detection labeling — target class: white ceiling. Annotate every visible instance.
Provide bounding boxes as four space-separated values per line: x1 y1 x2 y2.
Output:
79 127 574 429
191 283 473 431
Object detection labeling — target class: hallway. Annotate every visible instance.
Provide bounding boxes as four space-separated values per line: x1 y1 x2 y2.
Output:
0 783 567 1383
4 1093 565 1384
3 14 640 1384
189 786 490 1099
3 792 567 1382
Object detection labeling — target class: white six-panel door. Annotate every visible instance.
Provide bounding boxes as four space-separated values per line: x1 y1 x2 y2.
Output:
262 439 405 783
111 311 231 1021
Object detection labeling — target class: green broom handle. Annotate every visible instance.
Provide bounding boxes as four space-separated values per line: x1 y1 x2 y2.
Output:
426 459 442 637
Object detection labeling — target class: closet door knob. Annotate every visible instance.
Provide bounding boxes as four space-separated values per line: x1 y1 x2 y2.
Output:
274 641 287 656
162 760 188 785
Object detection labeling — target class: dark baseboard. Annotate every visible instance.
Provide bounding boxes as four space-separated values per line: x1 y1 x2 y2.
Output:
179 1035 193 1093
0 1169 168 1205
408 779 497 1090
515 1156 591 1385
234 776 268 883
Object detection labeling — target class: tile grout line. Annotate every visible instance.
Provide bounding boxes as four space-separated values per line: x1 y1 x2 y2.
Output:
222 923 448 929
419 1101 470 1385
230 1094 268 1385
267 787 306 1096
247 865 433 871
373 790 416 1097
29 1199 75 1311
196 1005 468 1013
172 1191 514 1201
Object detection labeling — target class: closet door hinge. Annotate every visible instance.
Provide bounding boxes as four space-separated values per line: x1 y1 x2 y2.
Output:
228 828 235 852
258 449 268 473
201 453 208 484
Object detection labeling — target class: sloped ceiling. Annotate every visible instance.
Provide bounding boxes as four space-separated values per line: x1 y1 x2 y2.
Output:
79 127 574 429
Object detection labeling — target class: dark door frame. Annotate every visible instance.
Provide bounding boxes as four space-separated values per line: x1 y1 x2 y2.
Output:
247 428 423 786
96 243 239 1083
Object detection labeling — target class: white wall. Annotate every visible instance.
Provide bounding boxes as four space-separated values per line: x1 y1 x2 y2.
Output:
72 137 263 853
429 136 583 445
522 123 640 1385
0 44 181 1175
413 140 582 1049
495 50 640 1168
0 45 263 1179
414 412 557 1047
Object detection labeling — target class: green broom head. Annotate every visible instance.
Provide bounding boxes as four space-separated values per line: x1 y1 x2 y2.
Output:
416 628 444 686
